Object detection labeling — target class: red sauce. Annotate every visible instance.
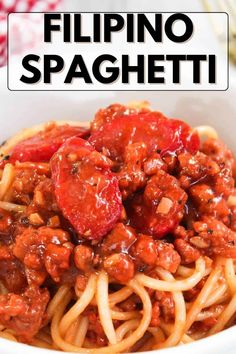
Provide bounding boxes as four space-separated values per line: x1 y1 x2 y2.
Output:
0 105 235 343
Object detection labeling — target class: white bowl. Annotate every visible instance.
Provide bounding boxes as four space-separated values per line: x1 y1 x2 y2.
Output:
0 66 235 354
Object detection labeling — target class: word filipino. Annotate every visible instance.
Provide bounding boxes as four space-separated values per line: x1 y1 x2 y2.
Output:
20 13 217 87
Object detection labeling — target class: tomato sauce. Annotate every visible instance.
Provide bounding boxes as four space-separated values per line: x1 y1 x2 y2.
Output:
0 104 235 343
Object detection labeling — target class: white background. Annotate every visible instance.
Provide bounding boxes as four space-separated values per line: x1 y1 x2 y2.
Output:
8 12 228 91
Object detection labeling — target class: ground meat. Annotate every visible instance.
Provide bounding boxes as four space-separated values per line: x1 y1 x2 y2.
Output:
155 291 175 322
91 104 126 132
132 234 158 266
201 138 235 170
200 317 218 330
178 151 220 186
0 209 12 234
193 217 236 258
127 169 187 238
85 307 108 346
24 178 60 227
75 274 88 291
100 223 137 256
74 245 94 272
143 152 167 176
213 167 234 198
189 184 230 219
189 184 214 206
174 238 200 264
173 225 194 241
229 206 236 232
103 253 134 283
11 168 47 205
13 227 73 284
0 245 26 292
0 286 49 342
150 301 160 327
178 150 234 223
190 305 224 333
59 265 79 286
116 143 147 199
30 178 58 213
44 243 73 282
131 235 180 273
119 294 141 312
184 277 206 301
155 240 181 273
202 305 224 327
162 155 178 174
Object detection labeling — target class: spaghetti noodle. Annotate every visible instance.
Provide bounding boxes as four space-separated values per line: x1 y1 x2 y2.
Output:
0 103 235 353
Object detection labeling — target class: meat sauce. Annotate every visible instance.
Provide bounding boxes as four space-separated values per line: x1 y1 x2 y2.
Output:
0 105 236 343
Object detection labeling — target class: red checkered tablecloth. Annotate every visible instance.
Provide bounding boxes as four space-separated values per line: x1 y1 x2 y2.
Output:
0 0 62 67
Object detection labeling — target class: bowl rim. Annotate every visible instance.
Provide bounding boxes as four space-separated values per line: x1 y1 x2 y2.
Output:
0 324 235 353
0 65 235 354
